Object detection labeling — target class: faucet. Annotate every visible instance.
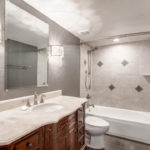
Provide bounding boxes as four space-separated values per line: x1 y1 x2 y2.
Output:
40 94 46 103
87 103 95 108
34 92 38 105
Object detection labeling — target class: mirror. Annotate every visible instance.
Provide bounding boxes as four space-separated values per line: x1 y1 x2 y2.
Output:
5 0 49 89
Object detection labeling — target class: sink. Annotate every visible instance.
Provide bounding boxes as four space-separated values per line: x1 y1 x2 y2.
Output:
32 103 64 113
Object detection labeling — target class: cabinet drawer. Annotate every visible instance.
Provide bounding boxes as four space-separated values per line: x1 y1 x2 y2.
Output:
14 132 41 150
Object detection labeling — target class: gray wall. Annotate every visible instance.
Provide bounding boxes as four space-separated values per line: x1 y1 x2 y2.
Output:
0 0 80 100
6 39 37 89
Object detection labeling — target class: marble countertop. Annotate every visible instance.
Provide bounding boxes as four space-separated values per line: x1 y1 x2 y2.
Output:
0 96 87 146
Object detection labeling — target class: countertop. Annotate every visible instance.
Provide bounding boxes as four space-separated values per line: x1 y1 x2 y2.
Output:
0 96 87 146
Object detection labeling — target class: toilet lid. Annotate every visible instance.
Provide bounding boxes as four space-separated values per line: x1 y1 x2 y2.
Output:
85 116 109 127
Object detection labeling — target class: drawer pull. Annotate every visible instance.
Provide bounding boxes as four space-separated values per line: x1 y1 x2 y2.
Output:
79 108 83 111
27 142 33 148
80 141 84 145
48 128 52 132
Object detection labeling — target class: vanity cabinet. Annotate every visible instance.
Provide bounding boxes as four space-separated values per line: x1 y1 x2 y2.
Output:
44 125 54 150
0 104 86 150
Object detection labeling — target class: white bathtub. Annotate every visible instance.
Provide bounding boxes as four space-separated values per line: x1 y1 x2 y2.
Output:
86 105 150 144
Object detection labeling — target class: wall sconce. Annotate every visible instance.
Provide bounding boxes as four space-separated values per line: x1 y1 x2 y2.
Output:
0 24 2 44
51 45 64 57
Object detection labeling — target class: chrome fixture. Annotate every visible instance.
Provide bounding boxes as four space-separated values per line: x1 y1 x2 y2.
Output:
26 99 31 107
87 103 95 108
86 93 91 99
34 92 38 105
40 94 46 103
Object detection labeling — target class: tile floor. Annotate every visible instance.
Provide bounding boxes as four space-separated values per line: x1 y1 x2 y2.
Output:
86 135 150 150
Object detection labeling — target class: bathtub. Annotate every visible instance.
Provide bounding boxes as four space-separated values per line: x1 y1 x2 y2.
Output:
86 105 150 144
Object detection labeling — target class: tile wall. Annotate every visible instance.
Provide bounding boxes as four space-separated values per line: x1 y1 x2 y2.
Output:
80 41 150 150
91 40 150 112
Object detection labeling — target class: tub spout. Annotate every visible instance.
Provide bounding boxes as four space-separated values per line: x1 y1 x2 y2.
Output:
87 103 95 108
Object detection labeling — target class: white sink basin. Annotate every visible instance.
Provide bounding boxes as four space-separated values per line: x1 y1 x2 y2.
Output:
32 103 64 112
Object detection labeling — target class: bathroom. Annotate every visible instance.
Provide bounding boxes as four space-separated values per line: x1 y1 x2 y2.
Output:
0 0 150 150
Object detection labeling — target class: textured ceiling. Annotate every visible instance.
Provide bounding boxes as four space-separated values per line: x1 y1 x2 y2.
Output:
22 0 150 45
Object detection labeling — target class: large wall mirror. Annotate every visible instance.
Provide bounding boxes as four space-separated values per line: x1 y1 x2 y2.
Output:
5 0 49 89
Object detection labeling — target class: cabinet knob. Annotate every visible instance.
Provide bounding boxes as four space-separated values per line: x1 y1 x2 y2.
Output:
27 142 33 148
48 128 52 132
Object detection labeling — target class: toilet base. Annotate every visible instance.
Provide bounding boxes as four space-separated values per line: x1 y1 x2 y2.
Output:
86 134 105 149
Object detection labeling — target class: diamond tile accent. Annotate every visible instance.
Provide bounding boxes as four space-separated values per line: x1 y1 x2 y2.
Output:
97 61 103 67
121 60 129 66
135 86 143 92
109 84 115 91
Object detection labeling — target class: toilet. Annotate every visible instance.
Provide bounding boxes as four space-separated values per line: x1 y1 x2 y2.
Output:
85 116 109 149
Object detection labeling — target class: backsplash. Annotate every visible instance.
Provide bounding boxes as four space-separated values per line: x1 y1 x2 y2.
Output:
80 40 150 112
0 90 62 112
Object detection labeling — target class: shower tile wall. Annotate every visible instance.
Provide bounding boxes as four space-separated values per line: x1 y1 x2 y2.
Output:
91 40 150 112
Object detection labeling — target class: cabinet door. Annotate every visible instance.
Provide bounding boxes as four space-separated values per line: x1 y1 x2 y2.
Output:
44 125 53 150
0 146 9 150
68 127 77 150
56 135 68 150
55 117 68 150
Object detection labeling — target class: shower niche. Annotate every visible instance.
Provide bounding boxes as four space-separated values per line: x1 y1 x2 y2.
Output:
5 0 49 89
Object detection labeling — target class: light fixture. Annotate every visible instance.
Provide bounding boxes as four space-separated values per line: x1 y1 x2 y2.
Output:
51 45 64 57
113 38 120 42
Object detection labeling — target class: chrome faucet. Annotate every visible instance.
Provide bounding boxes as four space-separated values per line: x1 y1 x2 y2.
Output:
34 92 38 105
40 94 46 103
87 103 95 108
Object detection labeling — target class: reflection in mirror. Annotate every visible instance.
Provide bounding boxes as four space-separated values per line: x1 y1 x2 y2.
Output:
5 0 49 89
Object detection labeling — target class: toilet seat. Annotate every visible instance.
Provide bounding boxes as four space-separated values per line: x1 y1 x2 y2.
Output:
85 116 109 127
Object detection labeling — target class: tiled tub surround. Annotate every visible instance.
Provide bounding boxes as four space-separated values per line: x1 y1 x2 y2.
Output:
80 42 150 150
0 90 87 146
91 40 150 112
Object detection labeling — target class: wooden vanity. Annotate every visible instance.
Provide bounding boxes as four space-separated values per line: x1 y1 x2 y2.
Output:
0 104 86 150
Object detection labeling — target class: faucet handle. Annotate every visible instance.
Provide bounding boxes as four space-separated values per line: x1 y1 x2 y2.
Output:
40 94 46 103
33 92 39 105
26 99 31 107
34 91 38 98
